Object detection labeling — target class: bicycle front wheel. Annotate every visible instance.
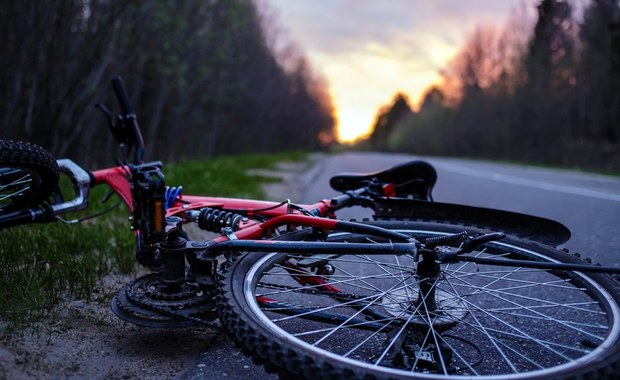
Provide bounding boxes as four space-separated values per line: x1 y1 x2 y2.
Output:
218 221 620 379
0 140 59 211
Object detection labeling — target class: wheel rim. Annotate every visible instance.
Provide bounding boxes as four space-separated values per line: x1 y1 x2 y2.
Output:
241 229 620 379
0 166 40 208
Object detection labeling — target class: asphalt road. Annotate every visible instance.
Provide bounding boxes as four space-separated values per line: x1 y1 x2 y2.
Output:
181 151 620 379
301 152 620 265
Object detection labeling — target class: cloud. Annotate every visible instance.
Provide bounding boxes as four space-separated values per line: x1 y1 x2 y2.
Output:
267 0 532 57
263 0 539 141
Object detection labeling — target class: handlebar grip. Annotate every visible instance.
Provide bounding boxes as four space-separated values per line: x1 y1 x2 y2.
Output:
111 76 134 116
330 188 368 208
0 206 52 229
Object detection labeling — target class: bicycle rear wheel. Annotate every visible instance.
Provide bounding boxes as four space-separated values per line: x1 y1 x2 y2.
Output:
218 221 620 379
0 140 59 211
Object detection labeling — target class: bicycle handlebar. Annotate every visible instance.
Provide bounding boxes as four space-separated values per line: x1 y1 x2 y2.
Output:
0 207 51 229
329 187 369 209
51 159 91 216
0 159 91 229
110 76 145 164
111 76 134 116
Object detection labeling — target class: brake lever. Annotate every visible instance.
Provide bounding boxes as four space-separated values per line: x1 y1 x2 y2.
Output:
95 104 114 127
433 232 505 262
457 232 505 254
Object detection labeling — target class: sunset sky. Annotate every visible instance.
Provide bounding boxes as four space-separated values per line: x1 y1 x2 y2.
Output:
264 0 538 143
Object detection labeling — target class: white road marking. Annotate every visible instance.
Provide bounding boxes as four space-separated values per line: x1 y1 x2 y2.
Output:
434 163 620 202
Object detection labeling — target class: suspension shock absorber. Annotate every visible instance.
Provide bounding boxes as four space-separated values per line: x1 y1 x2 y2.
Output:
186 208 244 233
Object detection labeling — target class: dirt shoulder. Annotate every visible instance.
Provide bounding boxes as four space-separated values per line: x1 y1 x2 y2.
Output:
0 157 321 380
0 271 226 380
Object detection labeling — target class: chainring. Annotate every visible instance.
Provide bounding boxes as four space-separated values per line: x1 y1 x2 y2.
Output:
110 273 219 328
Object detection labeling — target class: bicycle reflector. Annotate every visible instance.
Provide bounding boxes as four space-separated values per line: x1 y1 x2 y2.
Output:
153 199 164 232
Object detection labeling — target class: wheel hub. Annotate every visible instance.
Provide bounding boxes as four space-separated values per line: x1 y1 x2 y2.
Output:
382 287 468 326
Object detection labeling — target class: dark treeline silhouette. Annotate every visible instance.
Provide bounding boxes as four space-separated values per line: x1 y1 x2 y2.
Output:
366 93 413 149
0 0 336 166
367 0 620 172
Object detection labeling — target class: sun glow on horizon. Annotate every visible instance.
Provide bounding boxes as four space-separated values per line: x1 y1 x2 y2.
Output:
331 70 445 144
311 36 455 144
335 107 375 143
265 0 531 144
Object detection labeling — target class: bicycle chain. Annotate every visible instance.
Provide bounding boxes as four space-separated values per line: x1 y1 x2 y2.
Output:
113 275 388 329
127 285 220 329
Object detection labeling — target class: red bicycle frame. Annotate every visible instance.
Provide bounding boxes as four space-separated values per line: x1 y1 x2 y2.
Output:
91 165 341 244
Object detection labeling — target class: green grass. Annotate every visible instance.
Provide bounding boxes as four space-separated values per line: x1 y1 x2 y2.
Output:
0 152 306 331
165 151 307 197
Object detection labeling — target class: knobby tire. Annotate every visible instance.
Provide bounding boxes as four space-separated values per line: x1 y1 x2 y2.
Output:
0 140 59 211
218 220 620 380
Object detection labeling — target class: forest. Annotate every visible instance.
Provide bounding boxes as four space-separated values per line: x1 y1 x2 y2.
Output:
0 0 336 166
367 0 620 173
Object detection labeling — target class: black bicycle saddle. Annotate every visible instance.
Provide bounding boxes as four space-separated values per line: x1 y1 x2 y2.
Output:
329 160 437 201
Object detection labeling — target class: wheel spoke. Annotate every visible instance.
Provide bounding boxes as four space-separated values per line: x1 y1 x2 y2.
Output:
444 272 607 341
0 173 32 199
229 225 620 378
311 276 412 347
440 273 522 373
441 274 593 365
259 268 411 296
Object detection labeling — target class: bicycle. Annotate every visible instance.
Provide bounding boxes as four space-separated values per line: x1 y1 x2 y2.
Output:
1 77 620 380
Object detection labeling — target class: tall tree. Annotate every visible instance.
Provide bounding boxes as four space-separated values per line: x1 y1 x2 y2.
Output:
577 0 620 142
368 93 413 150
517 0 576 161
0 0 336 166
363 0 620 171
